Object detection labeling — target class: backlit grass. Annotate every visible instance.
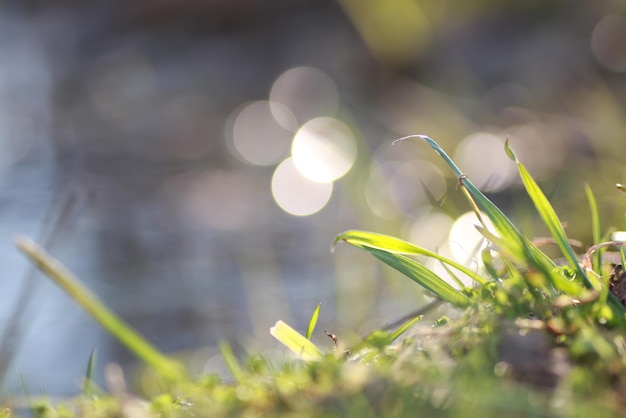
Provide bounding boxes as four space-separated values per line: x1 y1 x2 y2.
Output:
4 135 626 417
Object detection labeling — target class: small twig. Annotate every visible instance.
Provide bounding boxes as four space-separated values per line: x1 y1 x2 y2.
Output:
582 241 626 272
533 237 584 249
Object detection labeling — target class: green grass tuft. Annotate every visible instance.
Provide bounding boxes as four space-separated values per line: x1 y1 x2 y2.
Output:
6 135 626 417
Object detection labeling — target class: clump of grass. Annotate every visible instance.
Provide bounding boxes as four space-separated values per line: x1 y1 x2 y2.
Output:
4 135 626 417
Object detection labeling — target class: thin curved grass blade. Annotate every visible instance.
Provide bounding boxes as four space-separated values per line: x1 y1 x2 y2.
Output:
306 303 321 340
15 236 187 382
394 135 579 295
389 314 424 341
506 141 626 320
334 230 486 285
219 341 245 384
475 225 582 296
83 348 97 396
366 248 471 308
585 184 602 273
394 135 525 254
504 140 596 289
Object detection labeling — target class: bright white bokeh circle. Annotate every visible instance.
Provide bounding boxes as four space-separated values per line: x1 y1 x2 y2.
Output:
271 157 333 216
291 117 357 183
407 211 454 252
454 133 516 192
448 211 496 270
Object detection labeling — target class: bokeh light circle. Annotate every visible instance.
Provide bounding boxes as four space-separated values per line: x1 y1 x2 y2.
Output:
291 117 357 183
506 123 563 181
407 211 454 252
424 243 475 289
365 161 401 220
591 15 626 72
388 160 446 216
228 100 293 166
270 66 340 127
271 158 333 216
448 211 495 270
454 133 516 192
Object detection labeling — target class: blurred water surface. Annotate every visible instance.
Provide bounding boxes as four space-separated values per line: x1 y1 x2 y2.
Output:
1 1 626 395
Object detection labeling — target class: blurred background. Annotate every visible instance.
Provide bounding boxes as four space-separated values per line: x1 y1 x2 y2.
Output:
1 0 626 395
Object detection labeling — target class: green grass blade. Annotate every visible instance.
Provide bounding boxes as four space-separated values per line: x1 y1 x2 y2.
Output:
366 248 471 308
270 320 323 361
419 179 446 207
393 135 464 177
334 230 486 285
481 247 501 281
393 135 577 295
504 140 596 290
438 259 467 289
585 184 602 273
306 303 321 340
83 348 97 396
394 135 525 254
218 341 245 384
389 314 423 341
15 236 187 382
508 145 626 322
475 225 584 296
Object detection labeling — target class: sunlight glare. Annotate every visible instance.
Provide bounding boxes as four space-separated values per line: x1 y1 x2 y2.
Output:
407 211 454 252
291 117 357 183
271 158 333 216
448 211 495 271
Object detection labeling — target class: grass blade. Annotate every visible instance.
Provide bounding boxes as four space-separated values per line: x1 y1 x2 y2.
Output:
334 230 486 285
585 184 602 273
439 259 468 290
506 141 625 321
366 248 471 307
389 314 423 341
481 247 501 281
83 349 97 396
218 341 245 384
15 236 187 382
394 135 525 253
306 303 321 340
504 140 596 290
270 320 323 361
393 135 579 296
420 179 446 207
